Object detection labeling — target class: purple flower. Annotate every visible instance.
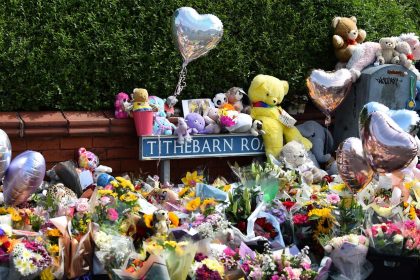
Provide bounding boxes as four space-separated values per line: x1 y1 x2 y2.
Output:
195 264 222 280
195 253 207 262
271 275 280 280
0 228 5 236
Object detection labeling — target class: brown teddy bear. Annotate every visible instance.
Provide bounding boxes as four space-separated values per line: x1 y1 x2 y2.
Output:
375 37 400 65
132 88 151 112
332 16 366 63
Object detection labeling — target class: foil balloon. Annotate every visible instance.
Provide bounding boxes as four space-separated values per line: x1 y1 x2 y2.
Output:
0 129 12 178
361 111 418 173
172 7 223 97
307 69 353 126
360 102 420 135
336 137 373 193
3 150 46 206
172 7 223 65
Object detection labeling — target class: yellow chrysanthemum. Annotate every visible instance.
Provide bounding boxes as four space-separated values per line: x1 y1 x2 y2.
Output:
409 205 416 220
181 171 203 188
110 180 118 188
116 177 135 191
11 212 22 222
168 212 179 228
178 187 190 197
188 191 196 198
40 268 55 280
223 185 232 192
186 197 201 211
120 192 138 202
143 214 154 228
202 258 225 277
200 198 216 213
48 244 60 254
47 229 62 237
98 189 117 197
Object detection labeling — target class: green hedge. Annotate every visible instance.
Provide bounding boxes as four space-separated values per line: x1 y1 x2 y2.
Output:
0 0 418 111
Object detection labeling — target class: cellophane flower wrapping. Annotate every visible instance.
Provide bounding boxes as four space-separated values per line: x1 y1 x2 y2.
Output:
324 234 371 280
365 222 404 256
93 230 134 275
164 241 197 280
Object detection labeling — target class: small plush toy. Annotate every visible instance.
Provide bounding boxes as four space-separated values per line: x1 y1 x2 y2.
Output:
226 87 246 112
248 74 312 157
153 209 170 235
185 113 206 134
94 165 114 187
225 112 253 133
164 96 178 117
153 117 176 135
203 107 221 134
132 88 152 111
78 147 99 172
395 41 414 69
250 120 265 136
149 96 167 117
213 92 235 111
174 117 192 144
297 120 338 175
399 33 420 61
280 141 328 185
114 92 130 119
332 16 366 63
375 37 400 65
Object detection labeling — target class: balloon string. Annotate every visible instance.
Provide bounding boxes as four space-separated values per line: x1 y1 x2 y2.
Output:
173 64 188 97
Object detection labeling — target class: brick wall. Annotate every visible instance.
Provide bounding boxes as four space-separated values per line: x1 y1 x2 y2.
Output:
0 104 325 183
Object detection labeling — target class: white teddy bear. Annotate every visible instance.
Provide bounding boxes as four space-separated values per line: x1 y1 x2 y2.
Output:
280 141 327 185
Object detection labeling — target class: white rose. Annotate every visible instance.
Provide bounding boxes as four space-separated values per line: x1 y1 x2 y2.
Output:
393 234 403 244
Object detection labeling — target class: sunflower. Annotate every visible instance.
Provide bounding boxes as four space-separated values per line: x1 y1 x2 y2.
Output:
308 208 333 219
168 212 179 228
181 171 203 188
143 214 154 228
185 197 201 211
178 187 190 198
200 198 216 213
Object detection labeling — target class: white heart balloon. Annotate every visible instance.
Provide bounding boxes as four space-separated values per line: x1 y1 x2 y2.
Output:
172 7 223 65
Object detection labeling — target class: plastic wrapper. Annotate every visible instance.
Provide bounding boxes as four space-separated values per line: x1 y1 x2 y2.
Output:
50 216 93 279
164 241 197 280
329 243 372 280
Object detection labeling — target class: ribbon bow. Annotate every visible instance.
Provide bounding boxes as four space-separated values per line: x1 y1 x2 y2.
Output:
347 39 357 45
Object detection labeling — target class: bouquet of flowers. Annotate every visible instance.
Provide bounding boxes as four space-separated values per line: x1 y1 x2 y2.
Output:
239 242 318 280
93 230 135 274
322 234 371 280
365 222 404 255
400 220 420 256
192 213 230 241
189 253 225 280
10 239 52 280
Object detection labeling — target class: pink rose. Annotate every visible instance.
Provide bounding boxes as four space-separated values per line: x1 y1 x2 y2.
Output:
100 196 111 206
107 208 119 221
301 262 311 270
76 198 90 213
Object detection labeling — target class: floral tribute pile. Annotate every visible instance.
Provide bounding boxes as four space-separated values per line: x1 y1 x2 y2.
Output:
0 152 419 280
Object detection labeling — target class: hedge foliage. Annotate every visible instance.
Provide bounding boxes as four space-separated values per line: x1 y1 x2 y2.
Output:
0 0 418 111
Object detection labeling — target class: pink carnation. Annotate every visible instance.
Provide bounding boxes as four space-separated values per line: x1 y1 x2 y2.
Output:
327 193 340 204
100 196 111 206
107 208 119 221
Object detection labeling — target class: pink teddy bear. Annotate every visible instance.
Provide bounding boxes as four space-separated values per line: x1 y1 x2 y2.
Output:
114 92 130 119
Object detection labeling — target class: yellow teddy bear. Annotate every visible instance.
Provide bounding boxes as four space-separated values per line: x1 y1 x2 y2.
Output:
248 74 312 157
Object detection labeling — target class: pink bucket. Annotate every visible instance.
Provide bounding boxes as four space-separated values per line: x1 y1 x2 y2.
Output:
133 111 154 136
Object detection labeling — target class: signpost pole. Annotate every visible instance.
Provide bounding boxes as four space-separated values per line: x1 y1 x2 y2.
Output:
160 159 171 183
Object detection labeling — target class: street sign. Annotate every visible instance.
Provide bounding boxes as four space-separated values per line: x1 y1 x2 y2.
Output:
140 134 265 160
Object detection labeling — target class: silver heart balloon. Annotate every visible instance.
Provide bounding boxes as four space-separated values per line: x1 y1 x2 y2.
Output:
361 111 418 173
3 150 46 206
172 7 223 65
336 137 373 193
0 129 12 179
